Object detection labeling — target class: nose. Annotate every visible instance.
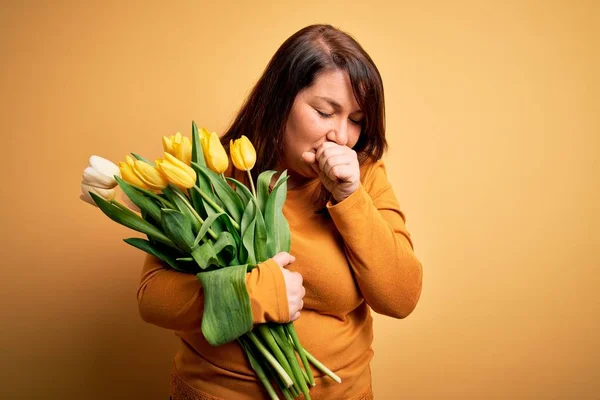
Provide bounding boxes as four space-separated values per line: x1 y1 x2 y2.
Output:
326 120 349 146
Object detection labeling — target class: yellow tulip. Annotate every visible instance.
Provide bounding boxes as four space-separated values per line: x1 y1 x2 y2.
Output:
199 128 211 153
132 160 168 190
230 136 256 171
156 152 197 189
118 160 149 189
162 132 181 155
204 131 229 174
163 132 192 165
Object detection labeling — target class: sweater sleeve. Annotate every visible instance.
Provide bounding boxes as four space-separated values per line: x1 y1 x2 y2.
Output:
137 255 290 333
326 160 423 319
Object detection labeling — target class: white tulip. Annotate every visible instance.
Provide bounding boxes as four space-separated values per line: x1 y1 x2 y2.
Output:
80 183 115 207
82 155 121 189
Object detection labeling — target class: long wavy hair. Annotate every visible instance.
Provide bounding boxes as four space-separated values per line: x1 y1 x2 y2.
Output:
222 24 387 209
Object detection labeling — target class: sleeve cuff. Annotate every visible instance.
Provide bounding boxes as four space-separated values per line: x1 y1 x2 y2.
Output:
245 258 289 324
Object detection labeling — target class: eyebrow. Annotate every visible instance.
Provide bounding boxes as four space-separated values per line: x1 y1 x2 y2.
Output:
316 96 363 114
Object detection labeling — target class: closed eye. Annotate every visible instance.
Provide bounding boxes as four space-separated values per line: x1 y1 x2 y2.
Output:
317 110 333 118
318 110 362 126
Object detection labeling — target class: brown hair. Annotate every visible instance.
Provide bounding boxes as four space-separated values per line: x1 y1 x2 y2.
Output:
222 24 387 208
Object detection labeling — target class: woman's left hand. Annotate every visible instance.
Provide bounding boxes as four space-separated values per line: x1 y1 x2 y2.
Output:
302 141 360 203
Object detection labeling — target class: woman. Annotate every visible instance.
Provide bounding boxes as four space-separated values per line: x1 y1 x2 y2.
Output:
138 24 423 400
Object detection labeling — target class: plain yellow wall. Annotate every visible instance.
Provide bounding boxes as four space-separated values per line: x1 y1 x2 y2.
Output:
1 1 598 399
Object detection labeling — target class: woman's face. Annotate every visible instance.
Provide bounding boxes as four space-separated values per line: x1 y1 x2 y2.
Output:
281 69 364 188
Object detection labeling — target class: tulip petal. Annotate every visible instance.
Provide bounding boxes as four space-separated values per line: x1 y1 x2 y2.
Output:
82 166 117 188
119 162 149 189
157 158 196 189
133 160 168 190
79 193 97 207
206 132 229 174
89 155 121 180
81 183 115 207
162 136 175 155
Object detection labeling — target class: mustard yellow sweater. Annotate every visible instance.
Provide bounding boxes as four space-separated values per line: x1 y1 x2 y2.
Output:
137 159 423 400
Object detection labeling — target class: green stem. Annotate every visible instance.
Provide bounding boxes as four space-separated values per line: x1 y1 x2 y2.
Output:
171 189 218 240
247 170 256 198
257 325 295 387
302 348 342 384
192 186 241 232
286 323 314 386
272 325 311 399
238 338 279 400
246 332 294 388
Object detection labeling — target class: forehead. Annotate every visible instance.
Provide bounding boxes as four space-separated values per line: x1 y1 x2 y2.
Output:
300 69 361 111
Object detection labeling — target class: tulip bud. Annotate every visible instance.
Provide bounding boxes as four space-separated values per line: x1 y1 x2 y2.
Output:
118 160 149 189
204 131 229 174
230 136 256 171
176 136 192 166
132 160 168 190
200 128 211 153
82 155 120 189
156 152 197 189
80 183 115 207
163 132 192 166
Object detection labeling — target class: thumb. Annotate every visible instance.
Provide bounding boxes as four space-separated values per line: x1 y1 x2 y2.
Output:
302 151 319 174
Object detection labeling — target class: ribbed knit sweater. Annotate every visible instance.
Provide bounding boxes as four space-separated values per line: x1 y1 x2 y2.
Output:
137 159 423 400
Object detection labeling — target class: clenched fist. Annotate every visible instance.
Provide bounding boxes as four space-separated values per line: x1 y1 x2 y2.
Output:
302 141 360 203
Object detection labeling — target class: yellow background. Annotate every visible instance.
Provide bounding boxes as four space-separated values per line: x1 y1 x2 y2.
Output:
1 1 598 399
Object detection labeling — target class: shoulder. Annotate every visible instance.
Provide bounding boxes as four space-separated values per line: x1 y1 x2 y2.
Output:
359 157 394 199
359 157 388 184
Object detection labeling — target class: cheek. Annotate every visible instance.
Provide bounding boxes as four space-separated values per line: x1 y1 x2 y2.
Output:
289 109 329 145
348 126 361 148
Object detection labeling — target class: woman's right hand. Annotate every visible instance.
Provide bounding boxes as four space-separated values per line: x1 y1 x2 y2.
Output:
272 252 305 321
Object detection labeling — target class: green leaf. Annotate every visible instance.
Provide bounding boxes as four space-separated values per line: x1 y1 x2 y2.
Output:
264 171 290 254
194 164 244 223
161 209 196 253
191 121 206 168
257 170 277 215
194 211 224 246
123 238 196 273
213 231 237 260
164 186 201 233
115 176 162 221
254 206 270 262
226 177 253 209
90 193 174 247
196 264 253 346
241 197 257 264
242 219 256 265
130 152 154 166
190 241 220 270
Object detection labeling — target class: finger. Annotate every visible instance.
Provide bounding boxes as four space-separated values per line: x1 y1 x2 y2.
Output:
315 142 344 165
272 252 295 268
301 286 306 298
291 311 301 321
299 300 304 310
302 151 320 174
321 154 351 179
329 164 355 182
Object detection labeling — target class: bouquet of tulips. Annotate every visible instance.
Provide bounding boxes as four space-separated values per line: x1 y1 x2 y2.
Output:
79 122 340 399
